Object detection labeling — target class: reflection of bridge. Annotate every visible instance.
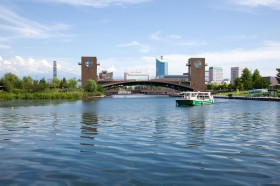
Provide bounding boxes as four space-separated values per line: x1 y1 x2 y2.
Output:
99 80 194 91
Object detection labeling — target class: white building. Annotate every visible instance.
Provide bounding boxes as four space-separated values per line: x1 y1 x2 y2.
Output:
124 72 149 81
209 67 223 84
231 67 245 83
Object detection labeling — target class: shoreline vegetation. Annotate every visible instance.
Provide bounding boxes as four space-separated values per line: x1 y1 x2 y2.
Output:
0 91 105 100
0 72 104 100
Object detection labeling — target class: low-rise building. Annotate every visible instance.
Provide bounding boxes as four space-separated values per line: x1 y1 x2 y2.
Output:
124 72 149 81
263 76 278 86
99 70 113 81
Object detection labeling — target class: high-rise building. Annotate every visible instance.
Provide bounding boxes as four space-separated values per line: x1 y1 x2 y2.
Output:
53 60 57 79
209 67 223 84
156 56 168 78
231 67 245 83
205 70 209 83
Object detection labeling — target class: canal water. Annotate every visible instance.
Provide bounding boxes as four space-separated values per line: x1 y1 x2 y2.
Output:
0 96 279 185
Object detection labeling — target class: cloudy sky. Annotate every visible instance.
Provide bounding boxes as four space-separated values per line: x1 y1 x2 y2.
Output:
0 0 280 80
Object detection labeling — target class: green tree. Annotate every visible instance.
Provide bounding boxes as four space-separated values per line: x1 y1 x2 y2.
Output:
39 78 48 92
276 68 280 84
52 77 60 89
0 78 4 87
252 69 263 89
2 72 21 92
261 79 270 88
68 78 77 90
97 84 104 93
206 83 219 90
220 82 228 90
60 77 68 88
252 69 270 89
84 79 97 92
32 80 39 92
227 83 235 91
241 68 253 90
22 76 33 93
234 77 244 91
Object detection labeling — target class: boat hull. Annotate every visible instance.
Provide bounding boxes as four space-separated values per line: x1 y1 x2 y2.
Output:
176 99 213 106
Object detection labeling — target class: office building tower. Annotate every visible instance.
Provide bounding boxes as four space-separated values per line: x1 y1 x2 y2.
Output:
209 67 223 84
231 67 245 83
156 56 168 78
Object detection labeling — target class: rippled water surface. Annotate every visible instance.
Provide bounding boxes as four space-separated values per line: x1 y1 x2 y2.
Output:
0 96 280 185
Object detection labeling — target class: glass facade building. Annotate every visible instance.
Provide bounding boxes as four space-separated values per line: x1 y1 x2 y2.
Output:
156 57 168 78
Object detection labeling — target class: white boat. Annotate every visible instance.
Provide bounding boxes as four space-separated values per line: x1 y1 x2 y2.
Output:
176 91 214 106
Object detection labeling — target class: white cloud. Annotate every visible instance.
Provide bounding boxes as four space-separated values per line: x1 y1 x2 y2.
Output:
174 41 207 47
0 56 51 77
167 34 182 39
225 34 257 39
150 31 183 42
38 0 150 8
118 41 151 53
0 6 72 40
232 0 280 10
0 56 80 79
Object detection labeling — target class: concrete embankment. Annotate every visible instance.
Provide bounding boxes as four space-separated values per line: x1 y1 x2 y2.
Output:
214 95 280 102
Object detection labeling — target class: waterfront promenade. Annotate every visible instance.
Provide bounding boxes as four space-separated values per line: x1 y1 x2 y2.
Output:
214 95 280 102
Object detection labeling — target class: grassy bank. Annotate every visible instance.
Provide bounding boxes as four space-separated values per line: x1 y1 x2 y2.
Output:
0 91 104 100
215 90 280 97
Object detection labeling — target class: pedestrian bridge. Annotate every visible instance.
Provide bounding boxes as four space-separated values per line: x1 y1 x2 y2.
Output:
99 80 194 91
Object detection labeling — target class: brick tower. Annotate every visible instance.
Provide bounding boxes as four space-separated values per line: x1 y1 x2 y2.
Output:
187 58 206 91
79 56 100 87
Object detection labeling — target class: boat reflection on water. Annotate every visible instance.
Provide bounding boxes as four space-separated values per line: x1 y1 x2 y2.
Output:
80 112 98 152
185 108 207 147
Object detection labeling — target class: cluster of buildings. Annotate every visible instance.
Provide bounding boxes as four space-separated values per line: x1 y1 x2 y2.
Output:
154 57 278 86
94 56 277 86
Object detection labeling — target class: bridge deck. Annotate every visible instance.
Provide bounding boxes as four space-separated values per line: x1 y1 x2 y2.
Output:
99 80 195 91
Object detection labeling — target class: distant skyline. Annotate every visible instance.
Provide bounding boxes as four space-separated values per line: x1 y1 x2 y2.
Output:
0 0 280 80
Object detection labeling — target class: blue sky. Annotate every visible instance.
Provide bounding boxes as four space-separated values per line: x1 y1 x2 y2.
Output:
0 0 280 80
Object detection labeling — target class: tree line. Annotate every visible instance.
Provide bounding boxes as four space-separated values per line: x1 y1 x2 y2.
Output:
207 68 279 91
0 72 103 95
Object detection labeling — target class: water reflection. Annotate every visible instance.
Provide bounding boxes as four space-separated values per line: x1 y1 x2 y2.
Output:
153 116 169 139
0 99 279 185
0 100 72 108
50 113 60 135
80 112 98 152
185 108 206 147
